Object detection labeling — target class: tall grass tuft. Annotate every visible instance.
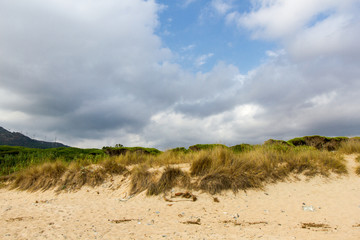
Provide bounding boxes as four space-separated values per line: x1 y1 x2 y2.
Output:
356 156 360 176
57 163 107 191
356 167 360 176
11 161 66 191
130 165 154 194
190 153 213 176
189 145 347 193
338 139 360 154
100 158 127 175
199 170 234 194
147 167 190 195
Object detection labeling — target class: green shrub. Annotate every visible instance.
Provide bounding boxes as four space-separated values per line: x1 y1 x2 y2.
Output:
188 144 228 151
230 144 254 153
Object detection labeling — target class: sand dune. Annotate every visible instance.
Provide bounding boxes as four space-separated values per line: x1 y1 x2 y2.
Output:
1 154 360 240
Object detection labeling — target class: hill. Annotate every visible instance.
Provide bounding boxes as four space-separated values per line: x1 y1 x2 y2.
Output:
0 126 69 149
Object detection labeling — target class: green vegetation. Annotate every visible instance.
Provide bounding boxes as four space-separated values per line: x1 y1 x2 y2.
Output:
188 144 228 151
167 147 189 154
287 135 349 151
103 146 162 156
230 144 254 153
1 136 358 194
0 146 104 176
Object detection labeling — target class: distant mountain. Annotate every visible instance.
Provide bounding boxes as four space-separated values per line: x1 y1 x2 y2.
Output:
0 126 69 149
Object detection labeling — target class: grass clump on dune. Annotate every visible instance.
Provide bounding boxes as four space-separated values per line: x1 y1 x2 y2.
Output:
338 138 360 154
356 156 360 176
58 159 127 191
190 145 346 193
58 163 106 191
5 157 128 192
100 158 127 175
11 161 66 191
130 165 155 195
148 167 190 195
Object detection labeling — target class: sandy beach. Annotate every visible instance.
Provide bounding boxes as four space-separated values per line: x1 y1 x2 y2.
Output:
1 154 360 240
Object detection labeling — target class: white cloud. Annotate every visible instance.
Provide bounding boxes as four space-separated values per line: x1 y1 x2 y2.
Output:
306 91 337 107
211 0 234 15
195 53 214 67
265 49 285 58
229 0 340 39
289 13 360 60
182 44 196 51
226 0 360 60
182 0 197 8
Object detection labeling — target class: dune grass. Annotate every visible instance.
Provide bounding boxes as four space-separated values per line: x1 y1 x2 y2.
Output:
4 158 127 192
338 138 360 154
0 143 349 194
10 161 67 192
356 156 360 176
129 164 154 194
147 166 190 195
190 145 346 193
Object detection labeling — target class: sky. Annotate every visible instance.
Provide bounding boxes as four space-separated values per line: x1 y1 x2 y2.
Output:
0 0 360 150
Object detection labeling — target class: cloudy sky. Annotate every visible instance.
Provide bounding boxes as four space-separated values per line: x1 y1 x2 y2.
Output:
1 0 360 149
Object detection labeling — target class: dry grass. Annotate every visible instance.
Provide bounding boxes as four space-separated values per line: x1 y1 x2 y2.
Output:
129 164 155 194
199 170 234 194
190 153 213 176
113 152 150 166
100 158 127 175
338 139 360 154
190 146 346 193
152 150 191 165
57 163 106 191
8 158 128 192
355 167 360 176
110 150 192 168
355 156 360 176
147 167 190 195
11 161 66 191
2 144 349 194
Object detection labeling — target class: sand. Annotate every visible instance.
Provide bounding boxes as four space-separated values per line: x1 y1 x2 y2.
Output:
1 154 360 240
